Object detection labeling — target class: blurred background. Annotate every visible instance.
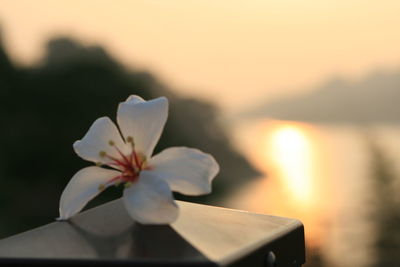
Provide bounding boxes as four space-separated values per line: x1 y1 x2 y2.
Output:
1 1 400 266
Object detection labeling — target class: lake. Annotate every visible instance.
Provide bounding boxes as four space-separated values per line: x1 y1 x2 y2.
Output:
225 119 400 267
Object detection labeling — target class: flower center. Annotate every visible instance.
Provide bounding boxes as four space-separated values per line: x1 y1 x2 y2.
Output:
97 136 150 190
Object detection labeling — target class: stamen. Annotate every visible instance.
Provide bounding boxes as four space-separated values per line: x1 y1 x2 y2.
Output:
99 150 130 169
113 145 131 166
111 174 128 184
137 153 147 168
96 138 150 188
126 136 135 149
133 151 140 168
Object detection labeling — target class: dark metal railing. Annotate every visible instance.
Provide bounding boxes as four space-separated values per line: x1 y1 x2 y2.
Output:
0 199 305 266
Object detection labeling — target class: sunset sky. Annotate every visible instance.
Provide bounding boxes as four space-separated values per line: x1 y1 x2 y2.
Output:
1 0 400 113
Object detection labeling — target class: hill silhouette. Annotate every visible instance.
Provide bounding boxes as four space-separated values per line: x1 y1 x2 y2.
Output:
243 69 400 124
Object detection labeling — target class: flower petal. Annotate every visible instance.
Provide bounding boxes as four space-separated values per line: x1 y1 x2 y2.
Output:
58 166 120 220
124 95 145 105
149 147 219 195
123 171 178 224
117 96 168 158
73 117 129 165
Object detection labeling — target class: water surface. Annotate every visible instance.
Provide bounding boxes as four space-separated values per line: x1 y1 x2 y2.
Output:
226 120 400 267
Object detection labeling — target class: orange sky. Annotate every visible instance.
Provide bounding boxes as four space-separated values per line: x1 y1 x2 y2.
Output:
1 0 400 113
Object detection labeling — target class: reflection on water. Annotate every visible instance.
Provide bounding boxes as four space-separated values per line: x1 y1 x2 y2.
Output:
227 121 330 249
225 120 400 267
268 123 314 204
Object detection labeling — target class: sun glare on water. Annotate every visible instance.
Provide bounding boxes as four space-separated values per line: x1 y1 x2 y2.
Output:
228 120 330 248
269 124 313 204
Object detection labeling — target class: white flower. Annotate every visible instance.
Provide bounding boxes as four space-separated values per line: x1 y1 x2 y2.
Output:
58 95 219 224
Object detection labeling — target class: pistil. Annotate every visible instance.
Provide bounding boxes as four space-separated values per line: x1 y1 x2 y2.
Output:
97 137 148 190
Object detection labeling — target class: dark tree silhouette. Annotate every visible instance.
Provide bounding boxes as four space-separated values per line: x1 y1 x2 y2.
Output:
0 32 258 238
366 135 400 267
